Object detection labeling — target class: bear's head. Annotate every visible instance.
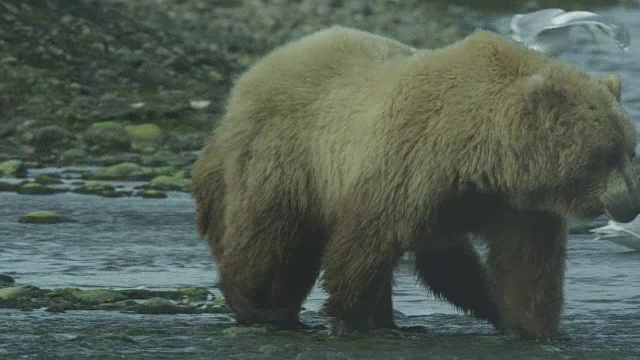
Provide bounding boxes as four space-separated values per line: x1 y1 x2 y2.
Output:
501 67 640 223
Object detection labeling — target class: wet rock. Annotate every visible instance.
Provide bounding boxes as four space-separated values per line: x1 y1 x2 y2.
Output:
137 189 167 199
19 210 74 224
177 287 211 302
0 159 27 178
199 297 231 314
90 162 154 181
0 181 18 192
125 124 164 152
34 173 64 185
72 182 130 198
118 289 175 300
118 287 211 301
83 121 132 153
148 174 191 192
135 297 182 314
0 273 15 286
16 182 63 195
46 287 81 301
0 286 29 301
72 289 128 306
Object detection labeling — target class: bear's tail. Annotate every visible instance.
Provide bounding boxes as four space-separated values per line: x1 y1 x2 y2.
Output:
191 142 226 260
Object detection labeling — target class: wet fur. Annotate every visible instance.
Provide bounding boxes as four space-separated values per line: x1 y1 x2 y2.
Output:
192 26 636 338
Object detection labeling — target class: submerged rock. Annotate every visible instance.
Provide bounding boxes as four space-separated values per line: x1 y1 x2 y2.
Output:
19 210 74 224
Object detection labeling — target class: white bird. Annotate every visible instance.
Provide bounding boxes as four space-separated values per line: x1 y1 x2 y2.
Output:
509 8 631 56
590 219 640 251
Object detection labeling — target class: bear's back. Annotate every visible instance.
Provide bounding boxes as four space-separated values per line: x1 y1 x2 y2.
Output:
227 26 417 118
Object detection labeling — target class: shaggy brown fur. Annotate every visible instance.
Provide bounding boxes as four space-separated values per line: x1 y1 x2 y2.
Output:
192 26 640 339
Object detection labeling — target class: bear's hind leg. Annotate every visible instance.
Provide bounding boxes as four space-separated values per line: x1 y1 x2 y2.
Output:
268 218 327 329
218 200 324 329
414 238 502 331
322 215 403 333
371 280 397 329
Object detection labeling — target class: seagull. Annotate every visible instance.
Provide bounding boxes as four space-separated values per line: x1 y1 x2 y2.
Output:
509 8 631 56
590 219 640 251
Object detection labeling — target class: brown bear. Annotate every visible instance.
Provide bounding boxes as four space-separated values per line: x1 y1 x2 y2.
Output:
192 26 640 339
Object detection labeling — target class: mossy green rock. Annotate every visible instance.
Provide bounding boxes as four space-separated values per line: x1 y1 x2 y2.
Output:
136 297 181 314
201 296 230 314
138 189 167 199
19 211 73 224
0 286 29 301
125 124 164 151
177 287 210 301
91 162 154 181
149 175 191 192
84 121 131 152
17 182 60 195
73 289 128 305
0 159 27 178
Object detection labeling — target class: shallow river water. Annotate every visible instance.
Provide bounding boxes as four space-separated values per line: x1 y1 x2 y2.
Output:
2 7 640 360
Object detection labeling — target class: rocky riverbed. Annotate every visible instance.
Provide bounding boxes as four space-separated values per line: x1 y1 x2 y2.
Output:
2 0 640 358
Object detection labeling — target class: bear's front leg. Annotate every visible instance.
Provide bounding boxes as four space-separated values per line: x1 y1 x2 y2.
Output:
482 209 567 339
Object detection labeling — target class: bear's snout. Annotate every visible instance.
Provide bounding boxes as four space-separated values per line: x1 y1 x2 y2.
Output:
600 165 640 223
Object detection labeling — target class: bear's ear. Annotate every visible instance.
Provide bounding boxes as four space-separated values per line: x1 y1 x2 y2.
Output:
523 74 549 95
599 74 622 102
522 74 569 111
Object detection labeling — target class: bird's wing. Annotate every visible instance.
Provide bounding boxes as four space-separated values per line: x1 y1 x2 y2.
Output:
537 12 630 50
510 8 567 39
591 220 640 238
